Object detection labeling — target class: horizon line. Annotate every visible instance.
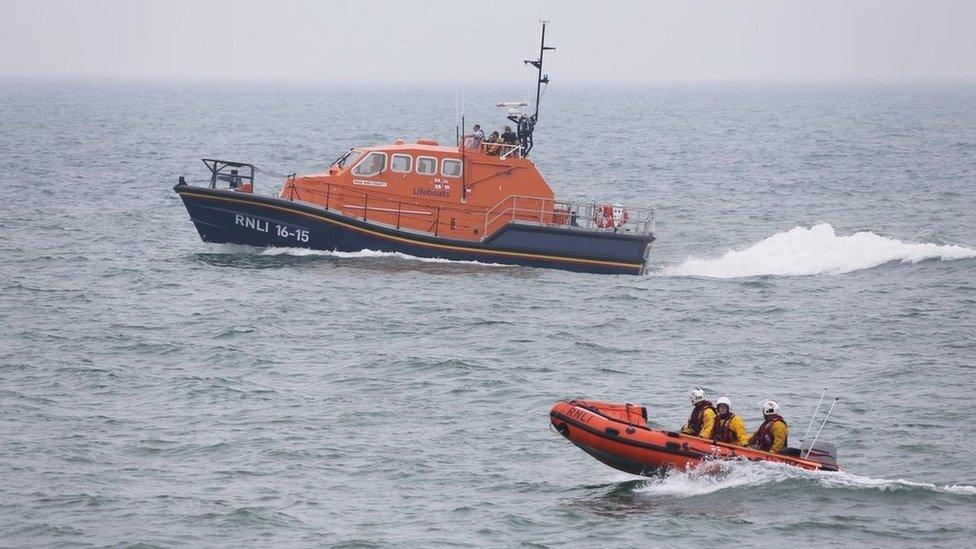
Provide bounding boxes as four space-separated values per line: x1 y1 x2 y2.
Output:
3 75 976 87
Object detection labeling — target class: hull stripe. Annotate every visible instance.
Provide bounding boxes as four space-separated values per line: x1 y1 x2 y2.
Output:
179 190 644 271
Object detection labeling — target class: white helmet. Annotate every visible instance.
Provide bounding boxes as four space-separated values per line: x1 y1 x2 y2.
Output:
716 397 731 409
690 388 706 404
762 400 780 415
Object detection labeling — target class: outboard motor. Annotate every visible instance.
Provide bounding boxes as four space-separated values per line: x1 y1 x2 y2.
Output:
798 440 839 469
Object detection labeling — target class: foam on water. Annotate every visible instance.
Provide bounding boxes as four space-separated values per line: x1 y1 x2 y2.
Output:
253 246 503 267
660 223 976 279
633 462 785 497
633 461 976 498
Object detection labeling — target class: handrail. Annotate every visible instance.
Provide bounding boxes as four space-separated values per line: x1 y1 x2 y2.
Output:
206 164 653 240
480 141 523 159
203 158 255 190
484 194 552 231
292 182 485 219
483 195 655 237
284 181 489 239
292 184 654 240
483 194 560 229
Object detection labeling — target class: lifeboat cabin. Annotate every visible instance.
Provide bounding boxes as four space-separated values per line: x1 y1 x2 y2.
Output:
173 23 655 275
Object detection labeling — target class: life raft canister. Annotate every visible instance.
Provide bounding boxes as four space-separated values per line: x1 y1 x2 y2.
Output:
594 203 629 229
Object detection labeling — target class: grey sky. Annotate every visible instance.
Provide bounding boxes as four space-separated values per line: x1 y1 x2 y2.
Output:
1 0 974 82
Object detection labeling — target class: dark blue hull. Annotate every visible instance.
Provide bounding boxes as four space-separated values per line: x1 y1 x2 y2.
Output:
174 184 654 275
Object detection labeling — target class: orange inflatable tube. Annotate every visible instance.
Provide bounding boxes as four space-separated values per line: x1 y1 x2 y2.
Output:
550 399 840 476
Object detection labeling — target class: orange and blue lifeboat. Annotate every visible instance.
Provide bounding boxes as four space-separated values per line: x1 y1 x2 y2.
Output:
173 141 655 275
173 22 655 275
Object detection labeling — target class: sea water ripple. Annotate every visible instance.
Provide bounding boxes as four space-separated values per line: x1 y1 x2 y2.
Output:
1 82 975 547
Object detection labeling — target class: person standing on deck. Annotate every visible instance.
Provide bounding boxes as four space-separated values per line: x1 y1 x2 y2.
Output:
464 124 484 150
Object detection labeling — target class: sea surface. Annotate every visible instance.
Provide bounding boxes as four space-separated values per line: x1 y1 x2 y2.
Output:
1 81 975 547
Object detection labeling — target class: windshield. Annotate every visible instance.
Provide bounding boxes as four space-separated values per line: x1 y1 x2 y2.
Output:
331 149 363 169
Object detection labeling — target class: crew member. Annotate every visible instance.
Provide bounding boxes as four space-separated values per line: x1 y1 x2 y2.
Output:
516 114 535 153
712 397 749 446
680 388 716 439
749 400 789 453
501 125 517 145
484 131 501 156
464 124 484 150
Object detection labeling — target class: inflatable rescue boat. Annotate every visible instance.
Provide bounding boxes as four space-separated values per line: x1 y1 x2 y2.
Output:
550 399 840 476
173 22 655 275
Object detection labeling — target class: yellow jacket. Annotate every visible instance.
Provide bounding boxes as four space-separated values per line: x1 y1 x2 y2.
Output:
713 413 749 446
681 406 716 439
750 418 789 453
767 421 788 453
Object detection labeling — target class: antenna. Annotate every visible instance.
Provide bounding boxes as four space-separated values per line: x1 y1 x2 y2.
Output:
525 19 555 122
802 388 827 441
506 20 555 158
456 30 466 136
804 398 839 459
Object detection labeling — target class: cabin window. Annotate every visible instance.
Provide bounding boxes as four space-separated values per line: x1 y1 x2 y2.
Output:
441 158 462 178
391 154 412 173
416 156 437 176
351 152 387 177
333 149 362 169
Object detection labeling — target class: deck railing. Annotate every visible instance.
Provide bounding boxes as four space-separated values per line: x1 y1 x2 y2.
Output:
284 181 495 239
198 167 653 241
482 142 524 159
483 195 655 237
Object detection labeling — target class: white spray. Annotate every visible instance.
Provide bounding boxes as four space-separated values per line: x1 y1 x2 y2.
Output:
661 223 976 278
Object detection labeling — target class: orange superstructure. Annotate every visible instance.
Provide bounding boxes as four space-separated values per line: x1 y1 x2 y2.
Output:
280 139 557 241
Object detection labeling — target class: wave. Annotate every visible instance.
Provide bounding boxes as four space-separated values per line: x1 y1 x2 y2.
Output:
660 223 976 278
258 246 506 267
632 460 976 498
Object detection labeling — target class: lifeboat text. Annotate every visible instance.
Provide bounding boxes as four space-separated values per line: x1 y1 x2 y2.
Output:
413 187 450 198
235 214 269 233
353 179 387 188
235 214 309 243
566 407 594 424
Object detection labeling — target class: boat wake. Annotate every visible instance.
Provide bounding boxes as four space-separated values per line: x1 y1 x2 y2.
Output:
631 460 976 498
258 246 507 267
660 223 976 279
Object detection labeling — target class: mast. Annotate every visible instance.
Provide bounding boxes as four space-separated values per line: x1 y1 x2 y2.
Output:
527 20 555 122
511 21 555 157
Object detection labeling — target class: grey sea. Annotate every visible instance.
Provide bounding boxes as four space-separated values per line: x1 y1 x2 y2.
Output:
1 81 975 547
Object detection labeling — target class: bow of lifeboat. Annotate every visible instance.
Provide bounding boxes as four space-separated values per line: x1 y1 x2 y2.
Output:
549 400 840 476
